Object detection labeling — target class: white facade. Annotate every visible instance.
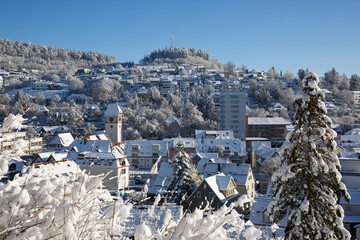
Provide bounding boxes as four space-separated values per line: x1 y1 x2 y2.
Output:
219 90 247 140
104 103 123 143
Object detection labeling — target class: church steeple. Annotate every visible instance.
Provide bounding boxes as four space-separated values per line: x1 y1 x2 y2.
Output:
104 103 123 143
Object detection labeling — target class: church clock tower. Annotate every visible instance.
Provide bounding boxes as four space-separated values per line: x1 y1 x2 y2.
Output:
104 103 123 144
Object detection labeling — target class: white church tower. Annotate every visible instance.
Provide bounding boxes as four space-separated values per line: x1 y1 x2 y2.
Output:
105 103 123 144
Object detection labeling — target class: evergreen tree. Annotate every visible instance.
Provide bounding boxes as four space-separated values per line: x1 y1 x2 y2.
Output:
297 68 308 80
350 74 360 91
168 143 199 204
267 72 351 239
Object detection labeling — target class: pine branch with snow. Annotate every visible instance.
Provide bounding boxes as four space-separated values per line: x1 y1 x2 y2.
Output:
168 151 199 204
267 72 351 239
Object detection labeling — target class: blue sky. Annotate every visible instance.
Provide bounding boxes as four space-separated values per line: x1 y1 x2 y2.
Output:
1 0 359 76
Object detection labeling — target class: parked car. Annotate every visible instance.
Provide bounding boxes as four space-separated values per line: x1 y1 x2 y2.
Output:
134 176 145 184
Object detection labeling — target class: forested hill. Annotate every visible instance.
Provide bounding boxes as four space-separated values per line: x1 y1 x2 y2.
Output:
0 38 116 71
140 47 211 65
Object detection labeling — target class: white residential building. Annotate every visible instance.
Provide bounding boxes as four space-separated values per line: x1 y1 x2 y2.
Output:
195 138 246 163
219 90 247 139
124 140 168 170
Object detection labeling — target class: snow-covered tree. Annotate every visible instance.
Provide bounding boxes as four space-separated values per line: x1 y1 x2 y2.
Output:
267 72 351 239
350 74 360 91
169 147 199 204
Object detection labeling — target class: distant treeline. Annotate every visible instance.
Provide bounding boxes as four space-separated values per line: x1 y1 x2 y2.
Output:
0 38 116 71
140 47 210 64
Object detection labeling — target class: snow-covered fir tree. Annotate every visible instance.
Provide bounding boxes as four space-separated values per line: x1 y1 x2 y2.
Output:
267 72 351 239
168 143 199 204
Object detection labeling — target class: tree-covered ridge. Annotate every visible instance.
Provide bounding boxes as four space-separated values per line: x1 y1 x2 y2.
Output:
140 47 210 64
0 38 116 70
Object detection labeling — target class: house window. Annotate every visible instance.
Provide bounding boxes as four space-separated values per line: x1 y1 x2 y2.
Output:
209 192 214 199
121 169 126 174
196 191 201 198
204 184 206 189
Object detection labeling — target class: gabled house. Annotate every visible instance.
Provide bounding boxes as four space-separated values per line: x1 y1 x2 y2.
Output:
203 163 256 201
66 138 129 194
47 133 74 151
37 126 66 136
188 173 240 212
31 152 69 165
196 157 230 176
191 152 219 166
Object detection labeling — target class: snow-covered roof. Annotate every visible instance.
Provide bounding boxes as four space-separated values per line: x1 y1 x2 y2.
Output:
165 138 196 148
320 88 332 94
345 128 360 136
148 162 174 195
203 163 251 186
249 197 286 227
35 159 79 177
339 135 360 147
166 116 182 124
253 143 277 160
124 140 168 157
193 152 219 159
248 117 290 125
273 103 286 111
48 133 74 147
197 158 229 174
50 152 69 161
67 139 111 153
104 103 122 117
9 159 24 171
196 139 246 156
39 126 64 134
35 151 55 161
203 173 239 203
195 130 234 140
87 133 108 140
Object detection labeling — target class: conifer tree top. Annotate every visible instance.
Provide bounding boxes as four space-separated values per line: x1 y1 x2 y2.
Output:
302 72 321 94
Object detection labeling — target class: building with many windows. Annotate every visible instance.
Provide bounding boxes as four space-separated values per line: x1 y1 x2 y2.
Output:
124 140 168 170
219 90 247 140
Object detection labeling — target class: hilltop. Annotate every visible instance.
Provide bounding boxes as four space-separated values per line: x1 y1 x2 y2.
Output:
140 47 222 69
0 38 116 72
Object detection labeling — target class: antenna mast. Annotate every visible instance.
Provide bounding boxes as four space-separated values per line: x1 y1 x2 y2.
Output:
171 36 174 50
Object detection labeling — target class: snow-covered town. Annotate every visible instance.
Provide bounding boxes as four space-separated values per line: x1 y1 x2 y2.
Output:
1 1 360 239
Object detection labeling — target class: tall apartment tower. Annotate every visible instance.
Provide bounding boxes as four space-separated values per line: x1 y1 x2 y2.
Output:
219 90 247 139
104 103 123 143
